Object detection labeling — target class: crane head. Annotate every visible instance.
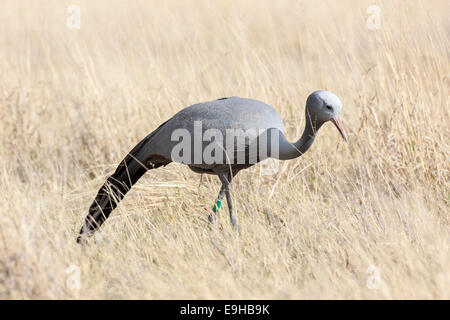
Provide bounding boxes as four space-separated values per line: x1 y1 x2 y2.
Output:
306 90 348 142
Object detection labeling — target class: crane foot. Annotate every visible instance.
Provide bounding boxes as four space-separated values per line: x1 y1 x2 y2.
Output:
208 213 217 225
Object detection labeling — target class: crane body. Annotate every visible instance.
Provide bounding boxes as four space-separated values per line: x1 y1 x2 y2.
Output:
77 91 347 243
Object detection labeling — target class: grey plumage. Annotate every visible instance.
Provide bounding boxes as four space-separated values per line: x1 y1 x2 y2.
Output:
77 90 347 243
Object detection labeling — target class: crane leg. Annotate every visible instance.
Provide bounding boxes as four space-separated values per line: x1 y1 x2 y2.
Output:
208 185 225 225
219 173 239 232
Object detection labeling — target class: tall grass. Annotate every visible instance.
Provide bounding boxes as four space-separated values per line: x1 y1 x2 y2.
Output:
0 0 448 299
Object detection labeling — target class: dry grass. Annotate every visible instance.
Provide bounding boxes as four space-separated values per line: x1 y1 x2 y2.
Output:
0 0 449 299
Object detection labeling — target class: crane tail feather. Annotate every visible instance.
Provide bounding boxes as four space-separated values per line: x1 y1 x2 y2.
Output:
77 121 171 243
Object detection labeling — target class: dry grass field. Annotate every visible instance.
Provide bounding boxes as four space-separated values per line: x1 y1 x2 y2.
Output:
0 0 448 299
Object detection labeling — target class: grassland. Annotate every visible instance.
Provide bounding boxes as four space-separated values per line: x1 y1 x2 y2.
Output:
0 0 448 299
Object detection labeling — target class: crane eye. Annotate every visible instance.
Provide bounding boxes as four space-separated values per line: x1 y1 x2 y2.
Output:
326 105 333 111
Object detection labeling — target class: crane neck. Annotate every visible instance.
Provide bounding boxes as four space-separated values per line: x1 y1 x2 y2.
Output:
277 116 323 160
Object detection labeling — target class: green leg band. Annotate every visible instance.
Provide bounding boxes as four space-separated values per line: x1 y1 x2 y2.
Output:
213 199 222 213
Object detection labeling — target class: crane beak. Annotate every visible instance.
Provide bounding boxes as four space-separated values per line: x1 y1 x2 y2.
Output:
331 115 348 143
